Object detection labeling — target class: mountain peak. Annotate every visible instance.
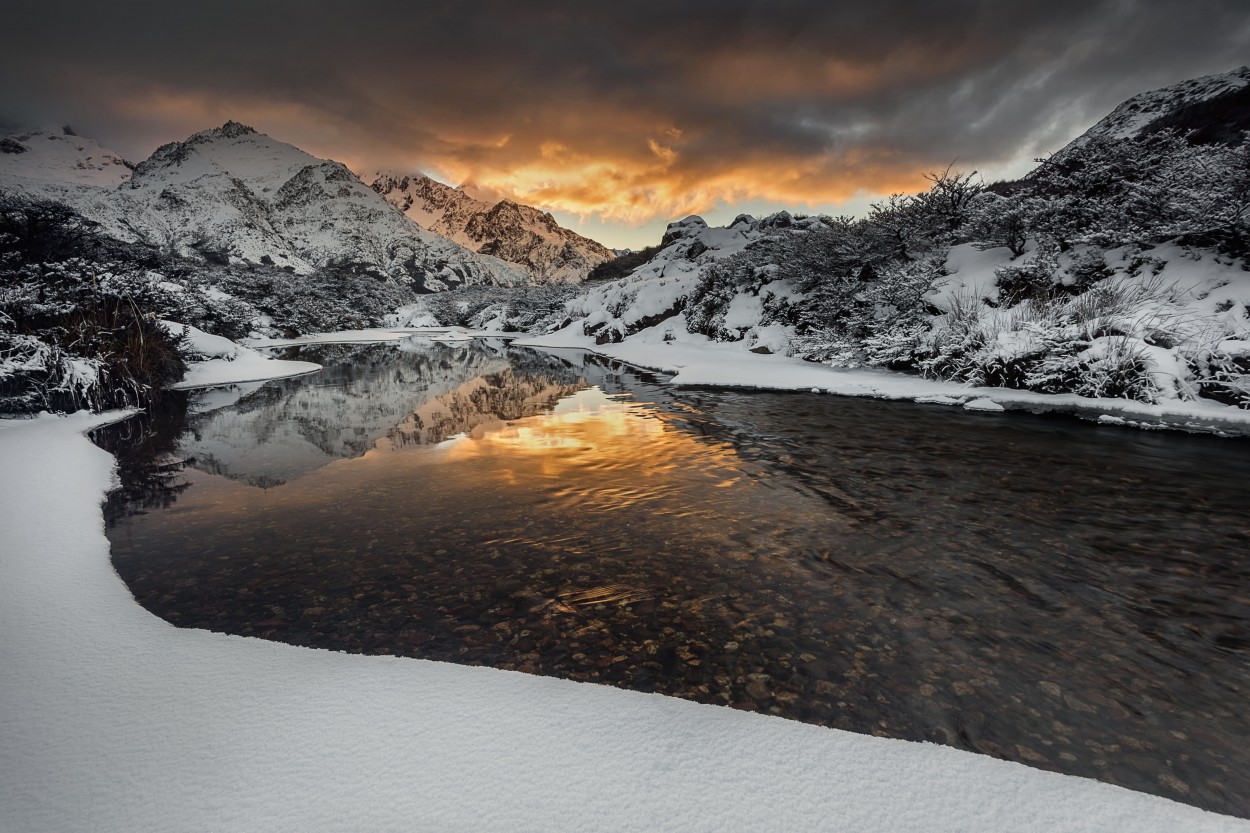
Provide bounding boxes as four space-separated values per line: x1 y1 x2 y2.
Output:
368 171 611 282
210 120 258 139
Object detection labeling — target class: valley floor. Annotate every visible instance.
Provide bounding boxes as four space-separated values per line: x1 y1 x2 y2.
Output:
2 405 1249 831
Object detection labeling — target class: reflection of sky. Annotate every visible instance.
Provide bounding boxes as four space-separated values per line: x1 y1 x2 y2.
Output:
128 376 752 527
435 387 674 476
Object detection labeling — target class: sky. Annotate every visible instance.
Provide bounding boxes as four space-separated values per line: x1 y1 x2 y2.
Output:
2 1 1249 249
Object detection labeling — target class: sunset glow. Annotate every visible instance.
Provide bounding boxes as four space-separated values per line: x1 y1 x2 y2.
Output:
4 0 1249 248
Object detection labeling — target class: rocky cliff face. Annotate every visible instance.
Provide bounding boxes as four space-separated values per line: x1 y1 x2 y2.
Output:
369 172 612 283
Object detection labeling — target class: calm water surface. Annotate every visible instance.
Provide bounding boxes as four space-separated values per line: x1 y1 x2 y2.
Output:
95 338 1250 817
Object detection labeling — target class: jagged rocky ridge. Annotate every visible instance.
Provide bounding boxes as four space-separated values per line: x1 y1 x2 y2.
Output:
368 172 612 283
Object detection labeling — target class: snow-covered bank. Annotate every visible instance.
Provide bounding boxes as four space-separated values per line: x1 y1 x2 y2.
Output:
497 206 1250 437
1 413 1247 832
245 328 411 349
518 327 1250 436
165 322 320 390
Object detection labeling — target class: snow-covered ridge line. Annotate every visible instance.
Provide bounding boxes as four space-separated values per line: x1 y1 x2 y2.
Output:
2 412 1246 832
1055 65 1250 157
0 126 133 187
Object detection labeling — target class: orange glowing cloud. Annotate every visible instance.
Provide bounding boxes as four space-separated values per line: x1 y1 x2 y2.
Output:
21 0 1240 245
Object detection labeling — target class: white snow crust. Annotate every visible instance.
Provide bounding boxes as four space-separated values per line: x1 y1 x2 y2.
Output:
2 412 1247 832
163 321 320 389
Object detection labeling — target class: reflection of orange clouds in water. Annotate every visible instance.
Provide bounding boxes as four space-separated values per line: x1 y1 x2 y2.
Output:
437 389 665 464
431 387 745 512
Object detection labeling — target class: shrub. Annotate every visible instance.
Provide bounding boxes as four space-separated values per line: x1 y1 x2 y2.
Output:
993 239 1060 306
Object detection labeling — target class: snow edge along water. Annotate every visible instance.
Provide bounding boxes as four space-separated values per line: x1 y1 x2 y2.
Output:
514 327 1250 437
2 416 1250 830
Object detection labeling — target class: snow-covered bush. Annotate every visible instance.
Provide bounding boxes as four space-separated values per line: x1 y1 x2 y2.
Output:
993 238 1061 305
795 258 943 368
208 260 416 337
0 198 186 413
1029 130 1250 250
914 275 1209 403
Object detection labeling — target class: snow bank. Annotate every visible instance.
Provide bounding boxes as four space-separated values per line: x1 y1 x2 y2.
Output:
162 321 321 390
2 413 1246 832
244 328 410 349
520 329 1250 435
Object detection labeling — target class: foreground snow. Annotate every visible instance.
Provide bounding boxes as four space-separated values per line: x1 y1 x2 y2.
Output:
1 413 1247 832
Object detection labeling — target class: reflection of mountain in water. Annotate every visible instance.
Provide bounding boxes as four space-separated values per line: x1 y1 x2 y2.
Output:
179 340 586 487
389 368 587 447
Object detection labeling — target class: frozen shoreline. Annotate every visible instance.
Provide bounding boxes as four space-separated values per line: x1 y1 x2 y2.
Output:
517 328 1250 437
1 412 1248 832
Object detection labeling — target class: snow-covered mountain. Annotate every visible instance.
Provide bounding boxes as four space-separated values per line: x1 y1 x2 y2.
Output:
0 126 133 186
368 172 612 283
0 122 528 291
1055 65 1250 158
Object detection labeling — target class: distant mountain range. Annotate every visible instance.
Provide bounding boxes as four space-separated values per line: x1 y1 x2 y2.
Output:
368 173 612 283
0 122 607 289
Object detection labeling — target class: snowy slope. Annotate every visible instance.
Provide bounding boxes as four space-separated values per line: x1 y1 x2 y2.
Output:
0 127 133 186
369 172 613 282
569 211 811 350
0 122 529 291
1055 66 1250 158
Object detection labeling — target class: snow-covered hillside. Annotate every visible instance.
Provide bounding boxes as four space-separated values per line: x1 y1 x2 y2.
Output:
1055 66 1250 158
0 126 133 186
566 212 813 351
369 172 612 282
0 122 528 291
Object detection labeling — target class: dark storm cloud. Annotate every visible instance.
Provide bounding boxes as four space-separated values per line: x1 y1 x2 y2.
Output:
2 0 1248 221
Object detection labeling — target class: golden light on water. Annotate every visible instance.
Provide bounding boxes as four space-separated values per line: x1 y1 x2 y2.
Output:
435 388 667 461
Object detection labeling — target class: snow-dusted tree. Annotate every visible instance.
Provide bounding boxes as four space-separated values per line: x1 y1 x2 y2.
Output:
913 164 983 239
964 192 1031 256
795 257 943 368
1028 130 1250 248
